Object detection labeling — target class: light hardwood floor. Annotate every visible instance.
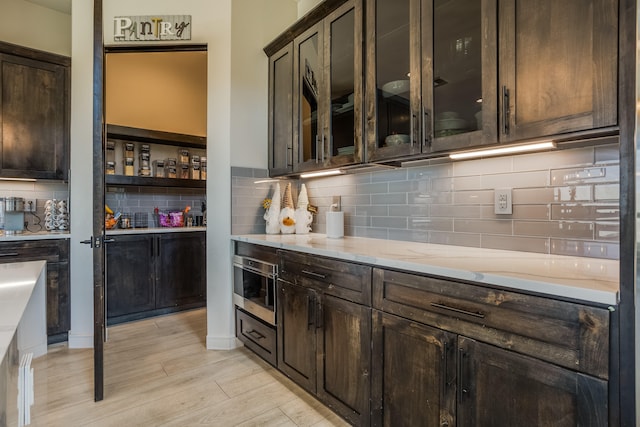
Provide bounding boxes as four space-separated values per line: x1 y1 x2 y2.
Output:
29 309 349 426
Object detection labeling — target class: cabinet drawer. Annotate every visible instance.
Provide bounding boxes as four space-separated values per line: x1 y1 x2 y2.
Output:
0 240 67 263
373 268 610 379
279 250 372 305
236 308 277 367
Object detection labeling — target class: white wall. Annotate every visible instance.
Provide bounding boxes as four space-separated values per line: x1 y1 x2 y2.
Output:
0 0 71 56
68 0 94 348
230 0 297 169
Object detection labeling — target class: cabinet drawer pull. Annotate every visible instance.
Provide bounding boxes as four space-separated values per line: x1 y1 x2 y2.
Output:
431 302 485 319
245 329 265 340
0 252 19 257
301 269 326 280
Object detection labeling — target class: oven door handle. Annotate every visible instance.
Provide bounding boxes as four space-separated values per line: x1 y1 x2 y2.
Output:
234 262 276 279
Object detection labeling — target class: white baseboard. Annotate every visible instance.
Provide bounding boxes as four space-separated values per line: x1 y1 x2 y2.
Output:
206 335 238 350
67 333 93 349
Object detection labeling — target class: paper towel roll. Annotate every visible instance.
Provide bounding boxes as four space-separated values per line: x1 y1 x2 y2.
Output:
326 211 344 238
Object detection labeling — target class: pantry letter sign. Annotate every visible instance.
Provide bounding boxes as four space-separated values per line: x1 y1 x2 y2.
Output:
114 15 191 42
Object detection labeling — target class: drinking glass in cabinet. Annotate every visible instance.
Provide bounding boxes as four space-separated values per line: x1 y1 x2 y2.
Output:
299 33 321 164
433 0 482 138
375 0 411 149
329 8 355 157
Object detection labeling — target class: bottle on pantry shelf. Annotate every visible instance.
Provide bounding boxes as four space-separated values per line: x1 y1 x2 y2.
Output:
200 157 207 180
153 160 165 178
123 142 135 176
165 158 177 178
138 144 151 176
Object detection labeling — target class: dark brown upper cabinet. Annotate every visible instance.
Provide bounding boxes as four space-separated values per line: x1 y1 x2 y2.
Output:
293 0 364 174
264 0 362 176
268 44 294 176
366 0 498 161
498 0 618 143
0 43 70 180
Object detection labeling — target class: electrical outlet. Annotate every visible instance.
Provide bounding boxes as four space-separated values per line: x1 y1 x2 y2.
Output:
494 189 512 215
24 199 37 212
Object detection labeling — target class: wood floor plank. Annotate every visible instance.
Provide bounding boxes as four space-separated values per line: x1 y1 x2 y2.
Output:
29 309 346 426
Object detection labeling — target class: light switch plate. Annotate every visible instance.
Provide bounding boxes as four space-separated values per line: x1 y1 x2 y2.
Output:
494 189 512 215
24 199 37 212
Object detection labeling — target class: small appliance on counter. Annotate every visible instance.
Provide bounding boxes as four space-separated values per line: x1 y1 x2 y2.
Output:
4 197 25 234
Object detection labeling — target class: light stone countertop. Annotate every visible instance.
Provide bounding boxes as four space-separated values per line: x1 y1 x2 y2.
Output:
232 233 619 306
0 230 70 241
0 260 46 363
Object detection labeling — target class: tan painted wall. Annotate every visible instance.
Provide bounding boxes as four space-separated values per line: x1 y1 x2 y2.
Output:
105 51 208 136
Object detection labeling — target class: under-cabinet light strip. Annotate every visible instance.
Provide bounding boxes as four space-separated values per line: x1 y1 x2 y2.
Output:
300 169 344 179
449 141 556 160
0 177 37 182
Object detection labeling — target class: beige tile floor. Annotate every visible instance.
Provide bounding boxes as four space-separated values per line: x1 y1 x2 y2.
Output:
29 309 349 426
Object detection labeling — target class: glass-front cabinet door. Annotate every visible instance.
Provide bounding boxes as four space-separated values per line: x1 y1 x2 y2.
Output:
325 1 363 168
367 0 497 161
422 0 497 153
294 0 362 173
294 23 324 173
366 0 422 162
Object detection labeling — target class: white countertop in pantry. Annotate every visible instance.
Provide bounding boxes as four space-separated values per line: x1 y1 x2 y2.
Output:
0 260 46 363
0 230 70 241
232 233 619 306
106 226 206 235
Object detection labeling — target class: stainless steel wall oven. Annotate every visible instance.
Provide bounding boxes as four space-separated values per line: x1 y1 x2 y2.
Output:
233 255 277 325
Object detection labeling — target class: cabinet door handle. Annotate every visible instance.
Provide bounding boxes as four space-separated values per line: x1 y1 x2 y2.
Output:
457 348 468 403
321 133 325 162
0 252 19 257
423 106 431 149
441 341 448 399
287 145 293 168
410 113 418 148
246 329 265 340
431 302 485 319
502 85 510 136
301 269 326 280
156 237 161 257
315 135 320 163
307 293 315 330
316 299 323 329
150 238 154 257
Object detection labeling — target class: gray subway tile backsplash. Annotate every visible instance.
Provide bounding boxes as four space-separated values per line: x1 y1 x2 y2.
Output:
231 143 621 260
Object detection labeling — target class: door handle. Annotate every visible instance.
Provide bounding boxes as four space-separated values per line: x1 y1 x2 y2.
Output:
103 238 115 244
80 238 93 248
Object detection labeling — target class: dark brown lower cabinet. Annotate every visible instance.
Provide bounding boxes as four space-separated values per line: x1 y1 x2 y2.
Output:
106 231 205 323
106 234 155 318
371 311 456 427
156 232 206 309
457 337 608 427
0 239 70 343
372 311 608 427
277 279 371 426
